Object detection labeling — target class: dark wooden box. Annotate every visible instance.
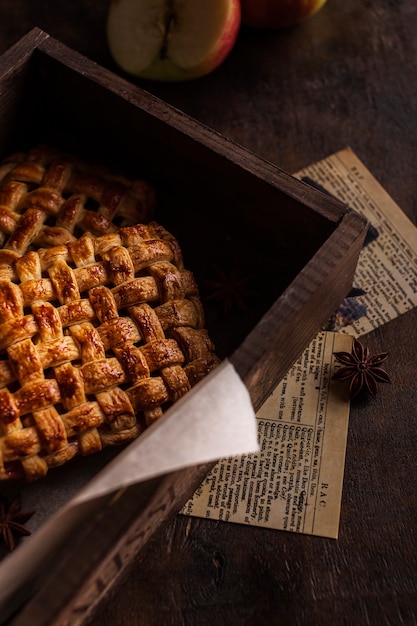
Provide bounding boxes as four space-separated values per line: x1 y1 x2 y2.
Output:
0 29 368 625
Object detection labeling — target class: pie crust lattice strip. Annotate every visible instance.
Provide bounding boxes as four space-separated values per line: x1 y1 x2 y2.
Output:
0 145 156 255
0 221 220 482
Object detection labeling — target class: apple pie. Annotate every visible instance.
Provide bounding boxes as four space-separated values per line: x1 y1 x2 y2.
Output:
0 221 220 482
0 145 156 255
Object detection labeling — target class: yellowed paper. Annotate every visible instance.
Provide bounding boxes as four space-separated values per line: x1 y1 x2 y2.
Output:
296 147 417 336
182 332 352 539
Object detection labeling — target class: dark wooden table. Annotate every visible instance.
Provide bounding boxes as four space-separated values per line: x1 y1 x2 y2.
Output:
1 1 417 624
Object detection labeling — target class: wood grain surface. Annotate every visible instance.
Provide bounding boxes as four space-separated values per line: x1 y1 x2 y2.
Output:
1 1 417 625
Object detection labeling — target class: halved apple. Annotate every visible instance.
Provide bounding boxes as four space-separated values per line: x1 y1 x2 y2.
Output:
107 0 241 81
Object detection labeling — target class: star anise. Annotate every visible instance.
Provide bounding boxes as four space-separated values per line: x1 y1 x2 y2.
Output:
0 495 35 551
332 338 392 398
202 262 257 314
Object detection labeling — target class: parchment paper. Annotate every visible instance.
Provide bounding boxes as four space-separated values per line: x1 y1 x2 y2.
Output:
0 359 259 618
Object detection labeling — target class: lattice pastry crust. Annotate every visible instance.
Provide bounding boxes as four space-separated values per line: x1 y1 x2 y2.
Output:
0 221 220 482
0 145 156 255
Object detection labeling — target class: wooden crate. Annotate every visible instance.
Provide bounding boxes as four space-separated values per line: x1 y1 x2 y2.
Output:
0 29 368 625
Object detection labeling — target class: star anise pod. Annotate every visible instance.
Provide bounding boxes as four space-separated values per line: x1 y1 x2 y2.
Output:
202 262 257 314
0 495 35 551
332 338 392 398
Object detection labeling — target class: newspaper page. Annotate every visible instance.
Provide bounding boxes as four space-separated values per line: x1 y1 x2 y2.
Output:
183 147 417 539
296 147 417 336
182 332 352 539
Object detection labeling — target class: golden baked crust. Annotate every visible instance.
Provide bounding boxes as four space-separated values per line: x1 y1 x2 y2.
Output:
0 221 220 482
0 145 156 255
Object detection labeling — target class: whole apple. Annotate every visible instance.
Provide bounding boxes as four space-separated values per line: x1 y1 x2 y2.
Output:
107 0 241 82
240 0 328 30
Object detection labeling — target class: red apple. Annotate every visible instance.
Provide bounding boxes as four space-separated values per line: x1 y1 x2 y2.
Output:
240 0 328 30
107 0 241 82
